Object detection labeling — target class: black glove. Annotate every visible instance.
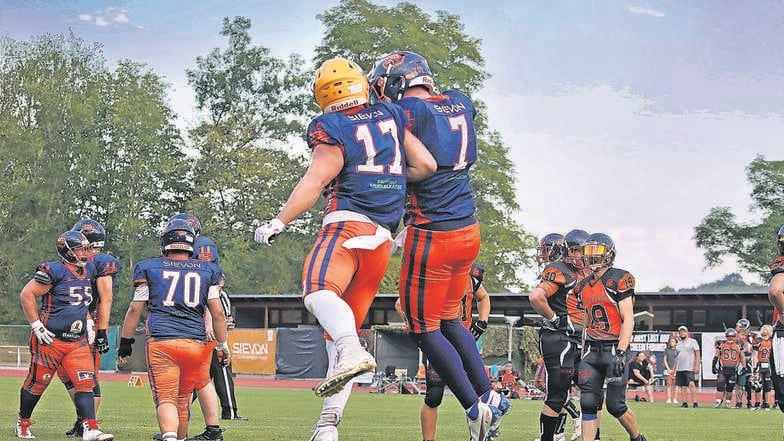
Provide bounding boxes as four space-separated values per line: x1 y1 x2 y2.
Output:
94 329 110 354
469 263 486 293
118 337 135 358
542 315 560 331
611 349 627 379
470 320 488 340
711 356 720 375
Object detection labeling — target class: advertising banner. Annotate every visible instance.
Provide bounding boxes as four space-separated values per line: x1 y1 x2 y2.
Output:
228 328 277 375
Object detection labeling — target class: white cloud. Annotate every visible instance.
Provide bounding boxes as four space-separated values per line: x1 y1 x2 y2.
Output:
95 16 109 27
626 5 666 18
480 84 784 291
113 12 129 24
78 14 92 21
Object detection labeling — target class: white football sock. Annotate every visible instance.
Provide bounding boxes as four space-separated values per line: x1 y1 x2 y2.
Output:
321 339 355 420
304 290 357 344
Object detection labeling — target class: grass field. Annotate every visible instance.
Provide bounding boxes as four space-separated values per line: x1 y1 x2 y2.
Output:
1 376 783 441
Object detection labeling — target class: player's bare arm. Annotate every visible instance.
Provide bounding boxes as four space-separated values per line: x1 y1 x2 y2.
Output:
617 296 634 352
19 279 50 324
768 273 784 323
529 282 557 323
276 143 344 225
474 285 491 322
402 129 436 182
95 275 113 330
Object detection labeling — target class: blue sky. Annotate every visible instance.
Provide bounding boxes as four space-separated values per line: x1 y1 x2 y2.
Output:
3 1 783 290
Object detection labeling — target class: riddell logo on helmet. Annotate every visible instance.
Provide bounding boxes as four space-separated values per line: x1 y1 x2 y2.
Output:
327 98 363 112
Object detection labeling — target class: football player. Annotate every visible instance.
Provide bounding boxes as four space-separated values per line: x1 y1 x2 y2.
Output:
368 50 507 441
712 328 745 408
59 219 119 438
395 263 492 441
765 225 784 417
752 325 774 410
254 56 436 441
530 230 589 441
574 233 647 441
734 318 753 408
17 231 114 440
118 220 229 441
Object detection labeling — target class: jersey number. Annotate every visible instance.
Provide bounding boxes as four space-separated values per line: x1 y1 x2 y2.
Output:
162 271 202 307
450 114 469 170
590 304 611 331
356 119 403 175
68 286 92 306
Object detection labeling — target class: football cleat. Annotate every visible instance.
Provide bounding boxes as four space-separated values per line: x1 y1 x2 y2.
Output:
314 345 375 398
16 417 34 439
466 401 492 441
187 427 225 440
308 425 339 441
81 428 114 441
66 419 83 438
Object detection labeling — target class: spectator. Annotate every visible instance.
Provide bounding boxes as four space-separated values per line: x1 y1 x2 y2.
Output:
628 352 655 402
674 325 701 408
500 363 521 399
663 337 679 403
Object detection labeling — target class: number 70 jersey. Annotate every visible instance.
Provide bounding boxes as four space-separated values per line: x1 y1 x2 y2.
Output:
133 257 223 341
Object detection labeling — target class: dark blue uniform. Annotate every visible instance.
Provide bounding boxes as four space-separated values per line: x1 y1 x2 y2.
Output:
397 90 477 226
36 261 96 341
87 253 119 317
133 257 223 341
306 101 409 231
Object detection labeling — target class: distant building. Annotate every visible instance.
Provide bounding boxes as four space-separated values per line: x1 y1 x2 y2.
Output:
229 289 774 332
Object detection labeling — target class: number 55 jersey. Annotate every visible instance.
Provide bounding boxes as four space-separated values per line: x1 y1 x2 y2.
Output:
35 261 97 341
132 257 223 341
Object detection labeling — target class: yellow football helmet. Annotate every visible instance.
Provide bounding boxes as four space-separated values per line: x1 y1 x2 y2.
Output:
313 57 369 113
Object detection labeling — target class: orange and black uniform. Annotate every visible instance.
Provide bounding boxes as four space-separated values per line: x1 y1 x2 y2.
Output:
575 268 636 418
715 340 742 393
536 261 583 413
755 338 773 394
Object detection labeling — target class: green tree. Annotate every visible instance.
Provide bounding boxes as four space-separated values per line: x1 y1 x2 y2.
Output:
0 33 189 323
186 17 318 294
315 0 536 291
695 156 784 281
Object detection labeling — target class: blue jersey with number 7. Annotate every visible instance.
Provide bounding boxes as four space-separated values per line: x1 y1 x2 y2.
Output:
133 257 223 341
398 90 478 226
306 101 409 232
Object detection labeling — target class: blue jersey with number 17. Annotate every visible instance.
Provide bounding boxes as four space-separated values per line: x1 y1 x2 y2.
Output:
397 90 478 226
306 101 409 232
133 257 223 341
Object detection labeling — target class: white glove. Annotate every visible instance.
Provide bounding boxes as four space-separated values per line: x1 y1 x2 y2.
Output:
390 226 409 254
254 218 286 245
216 341 231 366
86 318 96 345
31 320 55 345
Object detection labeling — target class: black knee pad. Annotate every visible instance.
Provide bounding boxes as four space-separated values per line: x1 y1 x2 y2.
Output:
580 392 602 416
606 400 628 418
424 384 444 408
544 367 573 413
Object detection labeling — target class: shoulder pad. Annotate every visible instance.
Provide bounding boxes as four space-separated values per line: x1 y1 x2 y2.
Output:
771 256 784 275
306 117 342 148
96 254 120 277
540 265 568 286
609 269 635 292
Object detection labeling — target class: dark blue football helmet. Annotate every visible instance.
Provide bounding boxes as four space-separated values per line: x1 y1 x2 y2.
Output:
56 231 89 267
160 219 195 256
168 213 201 236
583 233 616 271
536 233 565 265
72 218 106 248
564 229 590 269
368 51 435 103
